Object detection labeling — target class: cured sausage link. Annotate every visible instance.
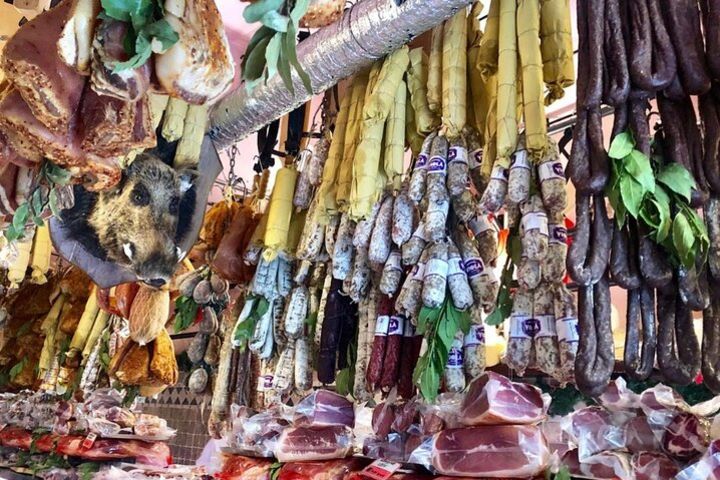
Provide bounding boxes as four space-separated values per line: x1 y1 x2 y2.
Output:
624 286 656 381
702 278 720 393
657 286 701 385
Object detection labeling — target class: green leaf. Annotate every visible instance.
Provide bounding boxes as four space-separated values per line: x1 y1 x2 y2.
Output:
113 31 153 72
243 0 285 23
265 33 282 82
620 175 644 218
290 0 312 27
9 357 27 381
242 26 276 72
335 368 351 396
277 35 295 93
419 363 440 402
144 19 179 51
653 198 671 242
13 203 29 230
260 11 289 32
626 150 655 194
45 164 71 185
673 213 696 268
657 163 695 203
100 0 132 21
31 189 44 219
417 306 441 334
285 22 313 94
243 35 273 82
49 189 61 218
608 131 634 159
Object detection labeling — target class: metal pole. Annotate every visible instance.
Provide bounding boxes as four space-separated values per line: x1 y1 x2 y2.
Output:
209 0 472 149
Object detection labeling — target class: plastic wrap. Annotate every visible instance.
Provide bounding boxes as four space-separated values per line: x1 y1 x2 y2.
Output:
562 449 633 480
458 372 549 426
273 425 353 462
410 425 550 477
293 390 355 428
676 438 720 480
631 451 679 480
564 407 628 460
277 458 366 480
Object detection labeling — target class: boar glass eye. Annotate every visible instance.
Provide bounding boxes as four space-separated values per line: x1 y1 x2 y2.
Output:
131 184 150 206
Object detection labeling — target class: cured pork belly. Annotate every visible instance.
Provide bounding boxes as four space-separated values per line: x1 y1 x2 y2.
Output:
58 0 101 74
155 0 235 105
90 19 152 102
1 0 86 134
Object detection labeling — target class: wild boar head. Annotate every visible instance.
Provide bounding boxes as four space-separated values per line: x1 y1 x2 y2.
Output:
61 153 197 288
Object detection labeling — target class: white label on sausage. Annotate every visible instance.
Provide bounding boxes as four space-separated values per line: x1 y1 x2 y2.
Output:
469 148 482 170
427 156 447 175
464 324 485 347
403 318 416 338
548 224 568 245
557 316 580 343
375 315 390 336
490 165 509 183
411 221 428 241
535 314 558 338
447 339 464 368
510 148 531 171
448 258 466 276
411 262 426 280
469 214 494 236
539 160 565 182
448 146 468 166
521 211 549 236
425 258 448 280
384 250 403 272
415 153 428 170
388 315 405 336
510 315 536 339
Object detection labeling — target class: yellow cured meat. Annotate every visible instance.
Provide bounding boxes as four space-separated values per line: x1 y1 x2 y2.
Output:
468 1 491 142
405 93 425 157
336 71 370 208
540 0 575 104
427 25 443 115
442 9 468 140
477 0 500 78
318 83 352 222
30 223 51 285
385 80 407 190
495 0 518 168
263 167 299 261
518 0 547 158
407 48 440 134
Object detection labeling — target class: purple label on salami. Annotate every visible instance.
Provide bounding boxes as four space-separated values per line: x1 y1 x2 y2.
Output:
388 315 405 336
522 318 542 337
447 347 463 367
427 156 447 174
464 258 485 278
416 154 428 169
263 375 274 389
448 148 457 161
464 324 485 347
552 162 564 176
550 224 568 244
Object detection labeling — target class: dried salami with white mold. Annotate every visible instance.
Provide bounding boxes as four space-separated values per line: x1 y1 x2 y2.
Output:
294 151 314 209
251 256 279 298
478 161 509 214
284 285 309 340
508 135 531 205
537 138 567 217
452 188 476 223
402 220 428 265
348 247 371 303
463 125 486 193
409 132 437 204
425 135 450 242
308 136 329 187
457 232 499 312
468 214 499 266
463 307 486 381
422 241 448 308
447 136 470 198
554 284 578 384
324 214 340 257
520 195 549 262
444 333 466 392
396 248 430 320
332 214 356 280
353 199 382 249
447 241 473 310
504 287 534 376
543 220 568 282
518 257 542 290
532 285 562 380
392 189 415 246
295 336 312 391
294 259 312 284
380 249 403 296
272 342 295 393
369 195 395 268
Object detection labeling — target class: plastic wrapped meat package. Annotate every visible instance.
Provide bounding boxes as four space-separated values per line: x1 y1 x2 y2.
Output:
293 390 355 428
215 454 273 480
459 372 550 425
564 406 628 460
276 458 367 480
597 378 640 413
228 405 291 457
561 449 633 480
272 425 353 463
133 414 176 439
676 439 720 480
631 451 680 480
409 424 551 478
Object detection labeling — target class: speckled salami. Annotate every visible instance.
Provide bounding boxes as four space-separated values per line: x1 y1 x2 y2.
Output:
308 136 330 187
543 220 568 283
392 189 415 246
425 136 451 241
422 241 449 308
508 135 532 205
447 136 470 197
353 198 383 249
468 214 499 266
478 163 509 213
402 220 428 265
463 125 486 192
504 287 535 375
294 259 312 284
518 257 542 290
348 247 371 303
251 256 279 298
447 241 473 310
272 296 287 348
284 285 309 339
451 188 476 223
456 231 499 312
532 285 562 380
380 249 403 296
538 138 567 217
369 195 395 269
294 156 314 210
332 214 356 280
444 333 466 392
396 247 430 320
463 307 486 381
520 195 549 262
277 255 293 297
295 336 313 391
554 284 578 384
324 214 340 258
409 132 438 204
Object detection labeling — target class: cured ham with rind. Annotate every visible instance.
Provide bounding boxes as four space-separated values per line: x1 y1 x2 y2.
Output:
274 426 353 463
562 449 633 480
428 425 550 478
632 451 679 480
459 371 548 425
293 390 355 428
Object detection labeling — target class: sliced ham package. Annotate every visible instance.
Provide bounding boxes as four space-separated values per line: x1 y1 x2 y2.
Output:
676 438 720 480
459 372 549 425
294 390 355 428
273 425 353 463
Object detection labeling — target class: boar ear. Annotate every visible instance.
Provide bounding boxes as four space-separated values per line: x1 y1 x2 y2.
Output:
178 170 199 194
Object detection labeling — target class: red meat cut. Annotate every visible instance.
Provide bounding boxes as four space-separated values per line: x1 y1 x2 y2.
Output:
274 426 353 463
459 372 547 425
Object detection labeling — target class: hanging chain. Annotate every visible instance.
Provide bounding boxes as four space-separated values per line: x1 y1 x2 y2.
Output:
224 144 239 202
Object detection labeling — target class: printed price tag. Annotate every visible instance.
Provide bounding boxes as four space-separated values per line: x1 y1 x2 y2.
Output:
361 459 402 480
82 432 97 449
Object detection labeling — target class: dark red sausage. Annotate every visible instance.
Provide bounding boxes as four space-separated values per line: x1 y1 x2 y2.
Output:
366 295 394 389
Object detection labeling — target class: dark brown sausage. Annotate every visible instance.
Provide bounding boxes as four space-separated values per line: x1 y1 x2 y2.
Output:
587 109 609 193
568 112 593 194
398 322 423 399
701 0 720 81
699 88 720 195
603 0 630 106
366 294 394 389
702 278 720 393
588 195 613 284
318 279 351 384
585 0 606 109
629 98 651 157
678 263 710 311
611 222 642 290
644 0 677 91
638 229 673 288
660 0 711 95
379 314 405 389
657 286 701 385
628 0 653 90
575 274 615 397
624 286 657 381
611 102 629 140
568 194 593 285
